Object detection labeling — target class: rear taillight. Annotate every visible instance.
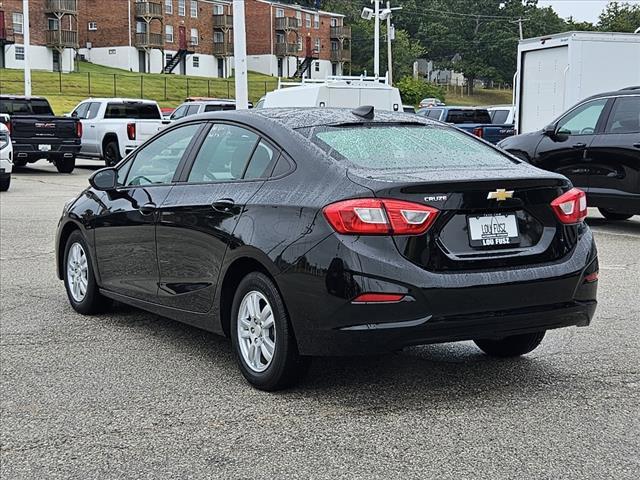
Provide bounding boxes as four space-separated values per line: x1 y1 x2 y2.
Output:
127 122 136 140
323 198 439 236
2 120 11 135
551 188 587 224
76 121 83 138
472 127 484 138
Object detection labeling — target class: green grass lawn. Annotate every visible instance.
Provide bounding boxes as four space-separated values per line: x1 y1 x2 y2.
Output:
443 87 513 106
0 61 281 114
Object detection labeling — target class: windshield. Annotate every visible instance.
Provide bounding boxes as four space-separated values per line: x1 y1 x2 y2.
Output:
303 124 512 170
445 109 492 124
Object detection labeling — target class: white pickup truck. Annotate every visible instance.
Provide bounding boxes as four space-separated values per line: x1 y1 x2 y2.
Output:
70 98 166 166
0 119 12 191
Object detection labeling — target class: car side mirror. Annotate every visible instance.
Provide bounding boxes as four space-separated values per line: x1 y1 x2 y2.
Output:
89 167 118 191
542 124 557 137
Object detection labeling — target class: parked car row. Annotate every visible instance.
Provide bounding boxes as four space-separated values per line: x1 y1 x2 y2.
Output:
0 118 12 191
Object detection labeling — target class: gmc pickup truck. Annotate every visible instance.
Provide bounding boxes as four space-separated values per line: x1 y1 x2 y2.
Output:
70 98 166 166
0 95 81 173
416 106 515 144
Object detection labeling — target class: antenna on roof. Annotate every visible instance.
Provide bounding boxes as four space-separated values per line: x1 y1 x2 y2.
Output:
352 105 375 120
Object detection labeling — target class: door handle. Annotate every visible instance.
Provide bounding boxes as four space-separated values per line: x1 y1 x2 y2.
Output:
211 198 235 214
138 202 157 215
572 142 587 149
633 142 640 149
90 125 95 128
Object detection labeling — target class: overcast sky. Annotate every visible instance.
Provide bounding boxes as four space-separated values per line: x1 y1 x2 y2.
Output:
538 0 640 23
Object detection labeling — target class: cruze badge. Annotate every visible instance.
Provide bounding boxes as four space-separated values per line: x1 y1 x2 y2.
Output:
487 189 514 201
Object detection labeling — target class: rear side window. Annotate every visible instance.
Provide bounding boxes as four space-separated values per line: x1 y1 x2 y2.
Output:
491 109 510 124
204 104 235 112
244 141 277 179
605 96 640 134
186 104 201 116
0 98 54 115
426 109 443 120
306 124 512 170
105 103 161 119
187 124 259 182
445 109 492 124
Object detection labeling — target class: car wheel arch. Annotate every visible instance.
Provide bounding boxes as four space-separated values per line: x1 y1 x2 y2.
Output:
57 220 82 280
102 133 119 154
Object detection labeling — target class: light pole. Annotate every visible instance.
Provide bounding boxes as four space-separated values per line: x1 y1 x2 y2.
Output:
361 1 401 81
232 0 249 109
23 0 31 96
373 0 380 77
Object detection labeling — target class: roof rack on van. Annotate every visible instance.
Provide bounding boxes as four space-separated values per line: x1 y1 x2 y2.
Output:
277 73 390 90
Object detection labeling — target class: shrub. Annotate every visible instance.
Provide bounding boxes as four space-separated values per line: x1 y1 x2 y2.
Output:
396 77 446 107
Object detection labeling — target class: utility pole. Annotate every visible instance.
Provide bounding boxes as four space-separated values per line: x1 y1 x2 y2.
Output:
385 1 402 85
510 18 528 40
233 0 249 109
373 0 380 77
23 0 32 96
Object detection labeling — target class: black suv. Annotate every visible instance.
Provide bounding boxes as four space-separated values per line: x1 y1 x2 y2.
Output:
499 87 640 221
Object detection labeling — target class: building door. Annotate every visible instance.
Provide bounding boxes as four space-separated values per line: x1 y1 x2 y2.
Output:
178 26 187 50
138 50 146 73
180 57 186 75
277 58 283 77
52 51 61 72
217 58 224 78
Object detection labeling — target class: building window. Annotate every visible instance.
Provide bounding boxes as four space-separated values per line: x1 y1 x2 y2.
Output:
331 18 337 27
315 38 320 52
275 8 284 18
213 4 223 15
276 32 284 44
15 46 25 61
305 13 311 28
13 13 24 34
48 18 59 31
165 0 173 15
190 28 198 45
88 21 98 31
165 25 174 42
136 21 147 34
178 0 186 16
190 0 198 18
214 31 224 43
331 40 338 51
315 61 320 72
296 11 302 26
193 56 199 68
314 14 319 29
297 37 302 51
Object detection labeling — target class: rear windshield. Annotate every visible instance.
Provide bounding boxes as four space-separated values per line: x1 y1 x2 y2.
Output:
0 98 54 115
445 109 491 124
490 109 510 124
105 103 161 119
304 124 511 170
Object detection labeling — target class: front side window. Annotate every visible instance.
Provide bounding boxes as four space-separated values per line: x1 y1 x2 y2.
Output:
72 103 90 119
13 13 23 34
123 124 201 186
170 104 188 120
605 96 640 134
305 124 512 170
557 99 608 135
187 124 259 183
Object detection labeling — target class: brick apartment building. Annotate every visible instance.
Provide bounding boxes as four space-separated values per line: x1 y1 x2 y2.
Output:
0 0 351 79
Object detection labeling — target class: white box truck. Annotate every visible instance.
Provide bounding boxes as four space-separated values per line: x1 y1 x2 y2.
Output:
515 31 640 134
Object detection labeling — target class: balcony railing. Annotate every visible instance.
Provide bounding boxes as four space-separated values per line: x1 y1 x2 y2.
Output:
275 17 299 30
331 48 351 62
134 32 164 49
213 42 233 56
330 26 351 38
213 14 233 29
135 1 163 19
45 29 78 48
0 26 15 44
44 0 78 15
275 43 298 57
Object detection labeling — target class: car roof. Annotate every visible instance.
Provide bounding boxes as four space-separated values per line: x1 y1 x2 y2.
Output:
584 87 640 102
0 95 47 101
84 98 158 104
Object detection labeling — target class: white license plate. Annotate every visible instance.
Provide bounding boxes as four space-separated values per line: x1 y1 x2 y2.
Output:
38 144 51 152
468 214 520 247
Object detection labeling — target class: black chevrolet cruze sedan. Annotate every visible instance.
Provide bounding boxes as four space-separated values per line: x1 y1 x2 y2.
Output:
56 107 598 390
499 87 640 221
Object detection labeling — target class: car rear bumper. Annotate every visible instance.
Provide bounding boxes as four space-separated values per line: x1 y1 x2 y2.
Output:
279 227 598 356
13 142 81 161
587 190 640 215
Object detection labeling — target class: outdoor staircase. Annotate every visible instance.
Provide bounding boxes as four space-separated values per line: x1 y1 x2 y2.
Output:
163 49 193 74
291 57 314 79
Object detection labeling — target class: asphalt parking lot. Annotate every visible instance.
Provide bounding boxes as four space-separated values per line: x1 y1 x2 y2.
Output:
1 160 639 479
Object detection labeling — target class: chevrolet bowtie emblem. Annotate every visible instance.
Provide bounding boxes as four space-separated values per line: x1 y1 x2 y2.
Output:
487 189 514 201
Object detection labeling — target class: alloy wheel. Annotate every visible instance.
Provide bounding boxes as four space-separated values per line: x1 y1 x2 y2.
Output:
237 291 276 373
66 242 89 302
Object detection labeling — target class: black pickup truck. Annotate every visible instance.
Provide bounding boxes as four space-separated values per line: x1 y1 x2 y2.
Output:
0 95 81 173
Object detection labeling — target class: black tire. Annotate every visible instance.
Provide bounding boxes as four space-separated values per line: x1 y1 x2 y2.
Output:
598 208 633 221
474 331 545 358
55 156 75 174
104 140 121 167
230 272 310 391
63 230 110 315
13 159 27 167
0 176 10 192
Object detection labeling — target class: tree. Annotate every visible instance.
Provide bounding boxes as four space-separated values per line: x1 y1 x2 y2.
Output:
597 2 640 32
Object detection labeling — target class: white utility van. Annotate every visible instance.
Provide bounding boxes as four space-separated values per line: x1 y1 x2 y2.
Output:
514 31 640 134
259 75 403 112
